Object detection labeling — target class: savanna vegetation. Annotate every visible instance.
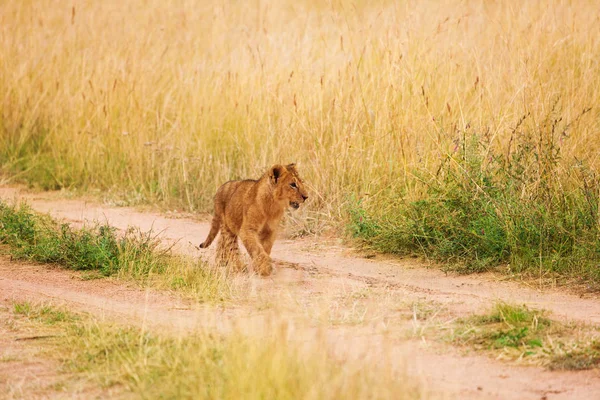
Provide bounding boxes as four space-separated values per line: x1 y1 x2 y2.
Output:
0 200 237 302
446 303 600 370
7 302 423 399
2 0 600 281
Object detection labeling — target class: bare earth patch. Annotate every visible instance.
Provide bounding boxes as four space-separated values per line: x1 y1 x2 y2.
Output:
1 186 600 399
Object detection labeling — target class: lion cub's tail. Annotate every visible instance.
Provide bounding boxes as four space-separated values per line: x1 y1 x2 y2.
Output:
199 215 220 248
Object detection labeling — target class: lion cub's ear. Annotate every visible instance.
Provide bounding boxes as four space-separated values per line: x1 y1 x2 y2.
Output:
269 164 286 184
286 163 297 173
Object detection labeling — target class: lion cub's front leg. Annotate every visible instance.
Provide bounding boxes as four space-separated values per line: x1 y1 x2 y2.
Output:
239 227 272 276
259 227 276 256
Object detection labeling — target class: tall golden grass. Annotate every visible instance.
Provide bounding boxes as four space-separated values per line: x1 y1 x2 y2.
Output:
1 0 599 229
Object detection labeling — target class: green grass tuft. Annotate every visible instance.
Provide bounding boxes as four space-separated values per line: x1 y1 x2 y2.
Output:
0 201 167 276
0 200 238 303
13 302 77 325
452 303 552 351
448 303 600 370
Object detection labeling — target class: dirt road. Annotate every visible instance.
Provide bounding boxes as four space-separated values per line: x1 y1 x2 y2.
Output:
1 187 599 399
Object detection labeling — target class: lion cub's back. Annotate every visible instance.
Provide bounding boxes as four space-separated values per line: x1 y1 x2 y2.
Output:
215 179 257 225
217 179 257 203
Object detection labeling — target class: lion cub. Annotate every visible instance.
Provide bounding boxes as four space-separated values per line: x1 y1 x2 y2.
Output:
199 163 308 276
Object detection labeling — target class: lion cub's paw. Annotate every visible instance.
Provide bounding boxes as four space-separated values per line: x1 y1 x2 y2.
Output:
255 254 274 277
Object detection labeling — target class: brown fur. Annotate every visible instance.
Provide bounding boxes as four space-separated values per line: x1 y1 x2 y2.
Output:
199 164 308 276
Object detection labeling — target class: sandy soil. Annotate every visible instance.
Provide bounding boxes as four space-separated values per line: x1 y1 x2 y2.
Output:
1 186 599 400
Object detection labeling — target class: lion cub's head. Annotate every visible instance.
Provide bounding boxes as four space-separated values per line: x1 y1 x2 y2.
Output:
268 163 308 209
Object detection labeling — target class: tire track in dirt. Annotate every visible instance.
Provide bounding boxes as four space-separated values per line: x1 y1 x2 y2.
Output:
1 186 600 400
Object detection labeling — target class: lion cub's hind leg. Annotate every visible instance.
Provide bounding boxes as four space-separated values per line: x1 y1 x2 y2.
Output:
215 228 246 273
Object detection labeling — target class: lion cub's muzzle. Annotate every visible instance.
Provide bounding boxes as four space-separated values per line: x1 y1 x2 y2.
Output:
290 193 308 210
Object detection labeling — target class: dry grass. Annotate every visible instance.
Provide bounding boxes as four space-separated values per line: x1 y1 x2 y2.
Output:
7 302 425 399
1 0 598 214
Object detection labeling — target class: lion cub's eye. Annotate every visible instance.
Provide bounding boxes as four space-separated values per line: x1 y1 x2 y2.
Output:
290 182 297 189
